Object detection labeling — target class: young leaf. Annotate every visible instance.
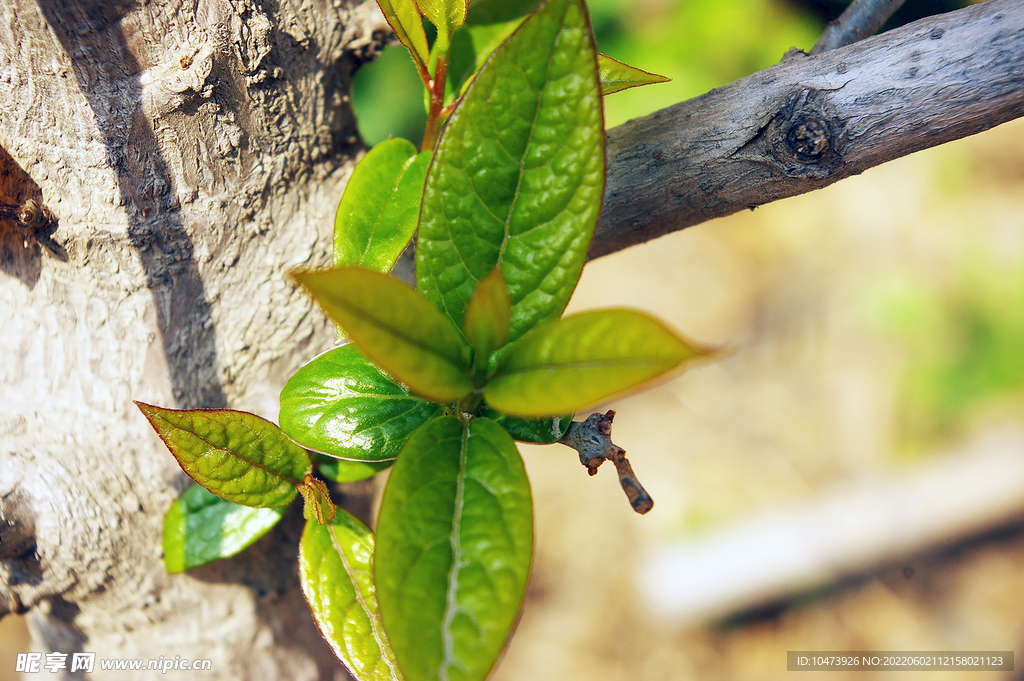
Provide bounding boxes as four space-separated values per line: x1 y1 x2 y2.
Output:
163 484 286 573
476 406 572 444
417 0 605 345
377 0 431 72
484 309 709 417
280 345 443 461
416 0 468 36
299 511 404 681
463 268 511 375
376 417 532 681
445 0 544 101
135 403 311 507
317 457 394 483
298 474 337 525
597 53 670 95
336 140 431 274
293 267 473 403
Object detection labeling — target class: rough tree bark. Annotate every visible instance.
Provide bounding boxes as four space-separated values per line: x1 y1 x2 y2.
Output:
0 0 389 677
0 0 1022 679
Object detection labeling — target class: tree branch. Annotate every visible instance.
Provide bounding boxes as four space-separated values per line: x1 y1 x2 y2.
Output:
590 0 1024 260
810 0 907 55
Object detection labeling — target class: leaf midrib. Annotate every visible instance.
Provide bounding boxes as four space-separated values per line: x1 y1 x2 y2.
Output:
157 413 305 488
327 523 403 681
331 289 468 374
496 355 683 377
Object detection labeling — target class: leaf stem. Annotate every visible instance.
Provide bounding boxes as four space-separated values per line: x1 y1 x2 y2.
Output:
421 54 450 152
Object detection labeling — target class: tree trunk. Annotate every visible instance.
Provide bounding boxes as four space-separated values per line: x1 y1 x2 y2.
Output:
0 0 387 677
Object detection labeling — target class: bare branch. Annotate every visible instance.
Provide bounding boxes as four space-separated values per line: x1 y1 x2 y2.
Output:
810 0 907 55
559 410 654 514
590 0 1024 260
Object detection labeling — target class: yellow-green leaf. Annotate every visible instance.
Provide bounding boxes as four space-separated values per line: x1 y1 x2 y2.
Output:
597 53 669 95
300 511 404 681
136 403 311 507
484 309 709 417
463 268 511 376
293 267 473 403
377 0 431 71
416 0 468 35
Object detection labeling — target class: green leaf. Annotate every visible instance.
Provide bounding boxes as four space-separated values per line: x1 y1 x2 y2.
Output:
446 0 539 101
484 309 709 417
293 267 473 403
336 141 431 274
300 511 404 681
417 0 605 345
135 402 311 507
377 0 431 71
376 417 532 681
163 484 286 573
476 406 571 443
597 53 670 95
318 457 394 483
298 474 337 525
463 268 511 375
280 345 443 461
416 0 468 35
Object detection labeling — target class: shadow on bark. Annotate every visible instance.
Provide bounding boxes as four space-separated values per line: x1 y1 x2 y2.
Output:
187 502 355 681
35 0 225 409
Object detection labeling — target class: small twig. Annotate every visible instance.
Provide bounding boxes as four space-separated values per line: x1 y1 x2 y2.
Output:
559 410 653 514
0 198 66 259
810 0 907 55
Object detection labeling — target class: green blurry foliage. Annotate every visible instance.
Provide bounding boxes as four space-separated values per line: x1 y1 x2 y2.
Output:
874 257 1024 450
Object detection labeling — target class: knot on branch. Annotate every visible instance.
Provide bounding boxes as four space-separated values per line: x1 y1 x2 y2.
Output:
559 410 654 515
786 115 831 161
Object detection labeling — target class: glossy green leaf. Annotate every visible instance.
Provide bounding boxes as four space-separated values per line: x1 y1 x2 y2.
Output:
336 141 431 274
597 53 670 95
280 345 443 461
300 511 403 681
446 0 539 100
476 406 571 443
293 267 473 403
463 268 511 375
318 457 394 483
163 484 286 573
417 0 605 345
416 0 468 36
377 0 431 71
298 474 337 525
484 309 708 417
136 402 311 507
376 417 532 681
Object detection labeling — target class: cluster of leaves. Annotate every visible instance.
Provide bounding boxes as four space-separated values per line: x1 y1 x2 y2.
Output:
137 0 706 679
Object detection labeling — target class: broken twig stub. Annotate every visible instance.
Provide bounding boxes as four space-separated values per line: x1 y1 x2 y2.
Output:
559 410 654 514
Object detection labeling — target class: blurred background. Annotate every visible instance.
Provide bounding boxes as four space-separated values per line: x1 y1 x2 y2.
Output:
5 0 1023 679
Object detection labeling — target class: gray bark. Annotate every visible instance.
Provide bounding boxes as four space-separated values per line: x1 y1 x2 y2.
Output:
593 0 1024 259
0 0 388 677
0 0 1022 678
